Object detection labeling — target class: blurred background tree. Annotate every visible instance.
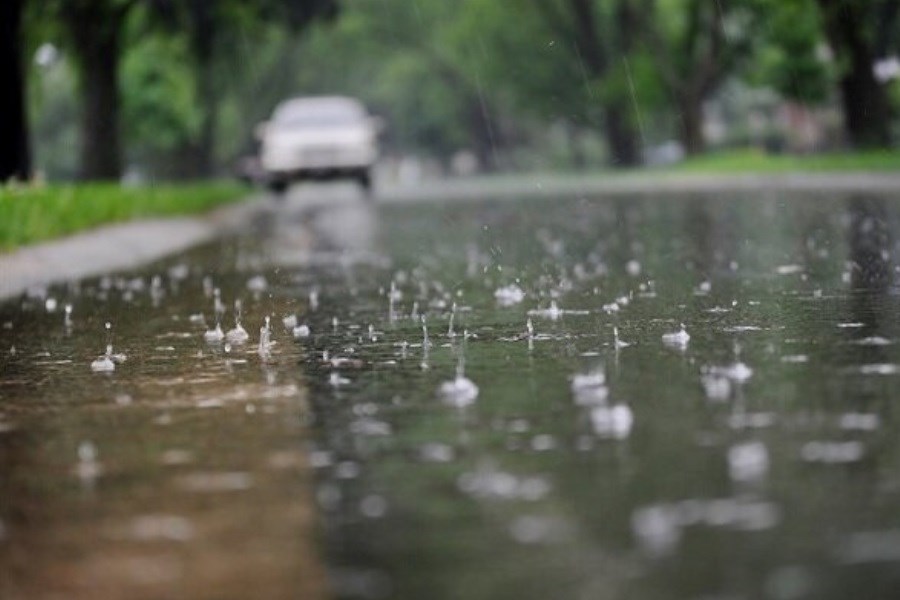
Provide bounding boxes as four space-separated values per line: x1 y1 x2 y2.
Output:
0 0 30 181
6 0 898 183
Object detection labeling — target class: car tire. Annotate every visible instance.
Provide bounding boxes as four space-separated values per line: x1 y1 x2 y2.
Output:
267 178 288 196
357 170 372 198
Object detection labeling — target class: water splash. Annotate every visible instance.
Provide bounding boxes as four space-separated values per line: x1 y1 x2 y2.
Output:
75 440 102 482
528 301 588 321
204 288 225 343
613 326 631 349
662 323 690 349
421 315 431 348
388 281 401 322
728 441 769 483
257 316 273 357
225 299 249 344
571 368 609 406
494 284 525 306
90 322 125 372
447 302 457 338
438 351 478 407
590 404 633 439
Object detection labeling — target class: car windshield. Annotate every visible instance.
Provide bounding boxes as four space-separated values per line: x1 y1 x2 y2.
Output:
273 100 365 128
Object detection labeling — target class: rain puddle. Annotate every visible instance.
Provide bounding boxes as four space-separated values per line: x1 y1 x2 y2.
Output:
2 190 900 599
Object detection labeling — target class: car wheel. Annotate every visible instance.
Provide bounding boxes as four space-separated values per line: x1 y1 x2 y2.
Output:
357 170 372 197
267 178 288 195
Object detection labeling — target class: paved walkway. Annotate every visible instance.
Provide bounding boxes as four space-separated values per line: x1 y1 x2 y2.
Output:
0 197 264 301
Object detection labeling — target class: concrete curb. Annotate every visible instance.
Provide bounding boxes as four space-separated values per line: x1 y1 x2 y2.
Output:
0 196 265 301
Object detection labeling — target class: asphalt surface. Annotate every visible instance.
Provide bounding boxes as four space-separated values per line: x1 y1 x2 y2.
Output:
3 172 899 301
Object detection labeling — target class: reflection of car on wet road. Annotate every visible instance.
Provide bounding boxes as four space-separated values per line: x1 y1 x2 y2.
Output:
257 96 381 195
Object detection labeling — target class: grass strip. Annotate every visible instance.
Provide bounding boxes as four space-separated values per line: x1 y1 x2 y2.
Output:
0 182 247 251
668 148 900 173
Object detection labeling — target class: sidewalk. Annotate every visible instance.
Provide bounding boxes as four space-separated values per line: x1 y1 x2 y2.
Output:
0 196 264 301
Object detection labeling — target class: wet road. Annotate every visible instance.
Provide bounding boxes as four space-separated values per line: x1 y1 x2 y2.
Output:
3 183 900 599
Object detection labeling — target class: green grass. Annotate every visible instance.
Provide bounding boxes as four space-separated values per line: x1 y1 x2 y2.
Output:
668 148 900 173
0 182 247 251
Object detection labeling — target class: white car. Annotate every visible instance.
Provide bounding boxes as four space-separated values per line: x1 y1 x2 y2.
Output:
257 96 381 194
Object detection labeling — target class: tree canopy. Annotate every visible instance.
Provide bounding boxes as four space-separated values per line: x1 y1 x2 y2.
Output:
5 0 898 182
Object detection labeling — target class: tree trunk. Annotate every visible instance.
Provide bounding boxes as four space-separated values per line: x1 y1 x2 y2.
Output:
189 2 217 178
604 103 640 167
70 12 123 180
0 0 31 181
818 0 891 148
679 95 705 155
566 121 587 170
468 95 499 172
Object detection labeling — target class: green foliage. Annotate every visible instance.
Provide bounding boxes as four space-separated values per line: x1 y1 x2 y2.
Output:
668 148 900 173
22 0 898 179
121 35 202 153
754 0 831 104
0 182 245 250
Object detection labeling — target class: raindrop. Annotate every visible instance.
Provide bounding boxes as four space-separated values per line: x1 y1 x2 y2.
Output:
246 275 268 293
91 322 124 371
447 302 457 338
360 495 388 519
590 404 633 439
329 372 351 387
801 441 864 463
204 289 225 342
728 441 769 483
662 323 690 349
613 326 631 349
494 284 525 306
225 300 249 344
75 440 102 481
257 316 273 357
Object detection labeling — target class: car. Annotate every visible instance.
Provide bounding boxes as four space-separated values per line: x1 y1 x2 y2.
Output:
256 96 381 195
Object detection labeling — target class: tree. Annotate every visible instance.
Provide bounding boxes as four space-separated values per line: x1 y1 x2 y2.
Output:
310 0 508 170
158 0 338 177
816 0 895 148
638 0 761 155
0 0 31 182
49 0 140 181
530 0 644 166
755 0 831 105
